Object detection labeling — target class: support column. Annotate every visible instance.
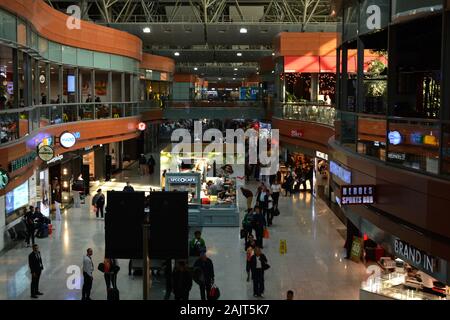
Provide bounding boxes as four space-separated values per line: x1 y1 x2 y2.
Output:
108 71 113 102
310 73 319 102
12 49 19 109
59 66 64 103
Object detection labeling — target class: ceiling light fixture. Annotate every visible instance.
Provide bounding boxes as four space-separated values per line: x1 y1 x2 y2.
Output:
272 52 275 56
194 67 198 71
233 78 236 80
240 27 248 34
143 27 151 33
237 52 242 57
234 68 238 71
174 52 180 56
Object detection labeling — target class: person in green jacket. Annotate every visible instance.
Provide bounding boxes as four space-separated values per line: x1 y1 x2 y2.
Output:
189 231 206 257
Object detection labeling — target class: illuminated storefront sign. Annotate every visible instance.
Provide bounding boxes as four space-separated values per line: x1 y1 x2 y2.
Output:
393 238 438 274
290 129 304 138
167 176 198 184
315 151 329 161
60 132 77 148
330 161 352 184
388 131 402 145
341 185 375 205
9 152 37 172
38 145 55 162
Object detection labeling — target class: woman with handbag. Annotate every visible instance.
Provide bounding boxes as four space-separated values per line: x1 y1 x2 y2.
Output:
250 247 269 298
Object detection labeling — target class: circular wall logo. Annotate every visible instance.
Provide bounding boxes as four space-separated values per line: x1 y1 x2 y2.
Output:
0 168 10 190
38 145 55 162
60 132 77 148
138 122 147 131
388 131 402 145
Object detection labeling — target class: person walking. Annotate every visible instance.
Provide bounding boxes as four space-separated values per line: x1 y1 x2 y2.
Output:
103 258 119 290
172 260 193 300
284 172 294 196
245 235 256 282
266 191 274 227
147 155 156 175
93 189 105 219
139 154 147 175
240 187 253 210
189 231 206 257
28 244 44 298
270 180 281 209
251 206 266 249
123 181 135 192
24 206 36 247
193 251 215 301
250 246 269 298
286 290 294 300
242 208 254 238
256 186 269 219
82 248 94 301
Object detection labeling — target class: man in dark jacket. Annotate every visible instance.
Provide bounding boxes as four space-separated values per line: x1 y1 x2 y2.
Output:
250 246 268 298
28 244 44 298
193 251 215 300
251 206 266 248
123 181 135 192
93 189 105 219
172 260 193 300
24 206 36 247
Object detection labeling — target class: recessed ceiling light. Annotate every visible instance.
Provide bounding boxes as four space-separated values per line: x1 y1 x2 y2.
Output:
234 74 237 76
240 28 248 34
256 72 260 75
272 52 275 56
237 52 242 57
174 52 180 56
233 78 236 80
218 78 222 80
146 69 152 73
143 27 151 33
272 70 275 73
234 68 238 71
194 67 198 71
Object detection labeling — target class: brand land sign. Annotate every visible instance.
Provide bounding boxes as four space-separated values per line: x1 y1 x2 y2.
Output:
341 185 375 205
394 238 438 274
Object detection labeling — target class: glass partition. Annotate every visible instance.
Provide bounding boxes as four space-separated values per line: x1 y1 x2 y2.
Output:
0 45 14 110
339 111 357 151
357 116 387 161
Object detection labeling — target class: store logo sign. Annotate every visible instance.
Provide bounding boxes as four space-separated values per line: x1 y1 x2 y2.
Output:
388 152 406 161
60 132 77 148
0 168 10 190
330 161 351 184
388 131 402 145
9 152 37 172
341 185 375 205
138 122 147 131
366 5 381 30
316 151 328 161
168 177 197 184
38 145 55 162
47 154 64 165
393 238 438 274
290 129 304 138
66 5 81 30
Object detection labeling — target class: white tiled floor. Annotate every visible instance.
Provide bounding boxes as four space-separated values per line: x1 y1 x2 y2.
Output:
0 157 367 300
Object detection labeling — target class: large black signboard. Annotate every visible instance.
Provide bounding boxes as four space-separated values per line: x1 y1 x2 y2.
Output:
149 192 189 259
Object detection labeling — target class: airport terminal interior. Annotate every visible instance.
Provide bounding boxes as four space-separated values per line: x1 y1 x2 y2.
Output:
1 0 450 301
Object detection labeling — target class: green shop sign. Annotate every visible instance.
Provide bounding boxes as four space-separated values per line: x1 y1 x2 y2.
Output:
9 151 37 173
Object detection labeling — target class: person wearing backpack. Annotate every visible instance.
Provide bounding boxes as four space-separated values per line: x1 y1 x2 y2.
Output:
92 189 105 219
242 208 253 238
24 206 36 247
189 231 206 257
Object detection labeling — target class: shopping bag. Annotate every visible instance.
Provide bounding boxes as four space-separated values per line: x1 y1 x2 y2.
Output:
273 208 280 216
263 228 270 239
209 284 221 300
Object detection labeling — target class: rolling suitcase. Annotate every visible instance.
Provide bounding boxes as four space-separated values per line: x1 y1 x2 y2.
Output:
107 288 120 301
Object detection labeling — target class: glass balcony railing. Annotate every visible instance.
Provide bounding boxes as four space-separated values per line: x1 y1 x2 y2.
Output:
281 102 336 127
0 102 157 146
167 100 263 108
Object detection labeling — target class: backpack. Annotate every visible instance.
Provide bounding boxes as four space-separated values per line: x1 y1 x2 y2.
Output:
242 213 253 228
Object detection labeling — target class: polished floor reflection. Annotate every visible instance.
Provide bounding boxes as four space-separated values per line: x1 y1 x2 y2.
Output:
0 160 366 300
